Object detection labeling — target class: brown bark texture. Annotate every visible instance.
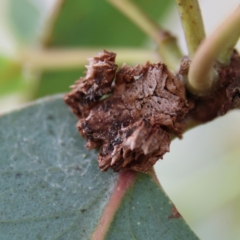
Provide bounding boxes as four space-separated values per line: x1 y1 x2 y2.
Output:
64 50 240 172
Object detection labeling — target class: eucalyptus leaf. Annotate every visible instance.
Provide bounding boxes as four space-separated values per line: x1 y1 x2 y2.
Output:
48 0 173 47
0 96 198 239
0 96 118 239
0 56 24 97
38 0 174 97
105 173 199 240
37 69 84 98
8 0 45 44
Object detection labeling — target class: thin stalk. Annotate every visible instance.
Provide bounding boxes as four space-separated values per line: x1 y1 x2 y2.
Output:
18 48 160 71
107 0 182 71
158 32 183 71
175 0 205 57
41 0 66 46
218 18 240 64
188 5 240 95
218 33 239 64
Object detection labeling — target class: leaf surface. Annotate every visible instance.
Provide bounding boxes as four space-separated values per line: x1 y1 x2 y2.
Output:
0 96 118 239
0 57 23 97
47 0 173 47
105 173 198 240
8 0 46 44
0 96 198 239
38 0 174 97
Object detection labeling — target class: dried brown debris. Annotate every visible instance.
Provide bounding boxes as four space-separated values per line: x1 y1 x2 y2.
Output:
64 50 191 172
64 50 240 172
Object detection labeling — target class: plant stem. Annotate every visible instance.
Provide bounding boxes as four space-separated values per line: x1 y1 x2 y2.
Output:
175 0 205 57
107 0 182 71
158 32 183 72
218 12 240 64
18 48 159 71
41 0 66 46
188 5 240 95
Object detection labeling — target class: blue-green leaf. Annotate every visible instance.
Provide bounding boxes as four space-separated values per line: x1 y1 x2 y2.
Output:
0 96 118 239
8 0 44 44
0 95 198 239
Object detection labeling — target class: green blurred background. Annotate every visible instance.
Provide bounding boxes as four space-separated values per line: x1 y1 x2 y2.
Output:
0 0 240 239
